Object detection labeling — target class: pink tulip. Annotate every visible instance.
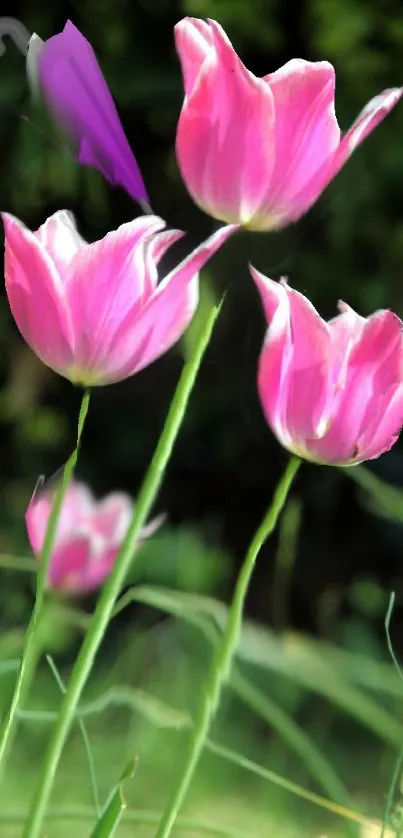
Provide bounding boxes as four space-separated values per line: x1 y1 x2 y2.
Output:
26 480 162 593
251 269 403 465
175 17 402 231
3 210 236 385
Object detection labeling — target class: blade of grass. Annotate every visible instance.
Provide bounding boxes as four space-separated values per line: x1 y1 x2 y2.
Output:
110 585 403 748
0 808 252 837
347 466 403 526
0 390 90 777
153 608 357 829
271 496 302 630
231 669 354 810
59 602 403 699
154 457 302 838
46 655 100 817
20 666 354 821
18 686 191 729
206 739 368 826
90 759 136 838
380 592 403 838
14 686 369 829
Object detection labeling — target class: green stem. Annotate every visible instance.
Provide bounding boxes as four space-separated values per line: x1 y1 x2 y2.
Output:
0 390 90 777
23 300 222 838
154 455 301 838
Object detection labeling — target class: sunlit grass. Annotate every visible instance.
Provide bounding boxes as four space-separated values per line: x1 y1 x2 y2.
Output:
0 588 399 837
0 510 401 837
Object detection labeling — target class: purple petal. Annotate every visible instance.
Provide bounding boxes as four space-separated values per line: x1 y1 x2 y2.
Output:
35 20 148 204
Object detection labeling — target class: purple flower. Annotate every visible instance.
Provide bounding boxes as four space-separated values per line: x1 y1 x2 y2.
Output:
26 20 149 207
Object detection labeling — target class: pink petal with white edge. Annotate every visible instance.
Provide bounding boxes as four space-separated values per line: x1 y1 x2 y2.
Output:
263 60 340 211
140 512 166 540
175 17 213 96
286 88 403 225
357 383 403 462
98 223 238 381
80 510 163 592
35 210 87 278
252 269 332 445
26 496 50 554
67 215 165 374
327 303 366 389
3 212 76 372
281 284 332 443
176 20 276 224
352 311 403 457
252 271 293 446
141 228 185 298
26 481 94 554
332 88 403 173
308 310 403 464
90 492 132 542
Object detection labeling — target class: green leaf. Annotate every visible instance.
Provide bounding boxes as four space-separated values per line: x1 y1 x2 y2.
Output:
115 586 403 747
90 759 136 838
347 464 403 525
19 685 191 730
46 655 100 816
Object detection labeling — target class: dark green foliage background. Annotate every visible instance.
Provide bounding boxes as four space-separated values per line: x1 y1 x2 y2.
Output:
0 0 403 640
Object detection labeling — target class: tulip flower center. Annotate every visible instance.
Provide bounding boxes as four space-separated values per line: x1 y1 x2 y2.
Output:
67 365 106 387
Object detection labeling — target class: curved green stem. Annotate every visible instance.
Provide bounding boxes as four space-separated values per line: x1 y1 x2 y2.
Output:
154 455 301 838
0 389 90 777
23 300 222 838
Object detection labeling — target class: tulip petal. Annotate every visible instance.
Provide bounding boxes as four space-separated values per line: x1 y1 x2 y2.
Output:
140 513 166 540
175 17 213 96
176 19 276 224
3 212 76 373
79 546 120 592
252 272 293 446
287 88 403 225
282 285 332 442
35 210 87 278
356 383 403 462
101 223 237 381
308 310 403 463
90 492 132 542
252 269 332 448
328 304 366 389
26 495 50 554
48 536 92 590
26 481 94 554
141 228 185 297
332 88 403 174
262 60 339 215
38 20 148 203
67 215 165 379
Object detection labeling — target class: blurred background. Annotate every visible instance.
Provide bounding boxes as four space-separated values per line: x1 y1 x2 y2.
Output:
1 0 403 835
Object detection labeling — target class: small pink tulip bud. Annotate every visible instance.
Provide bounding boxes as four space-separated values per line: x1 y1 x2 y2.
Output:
26 480 163 593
